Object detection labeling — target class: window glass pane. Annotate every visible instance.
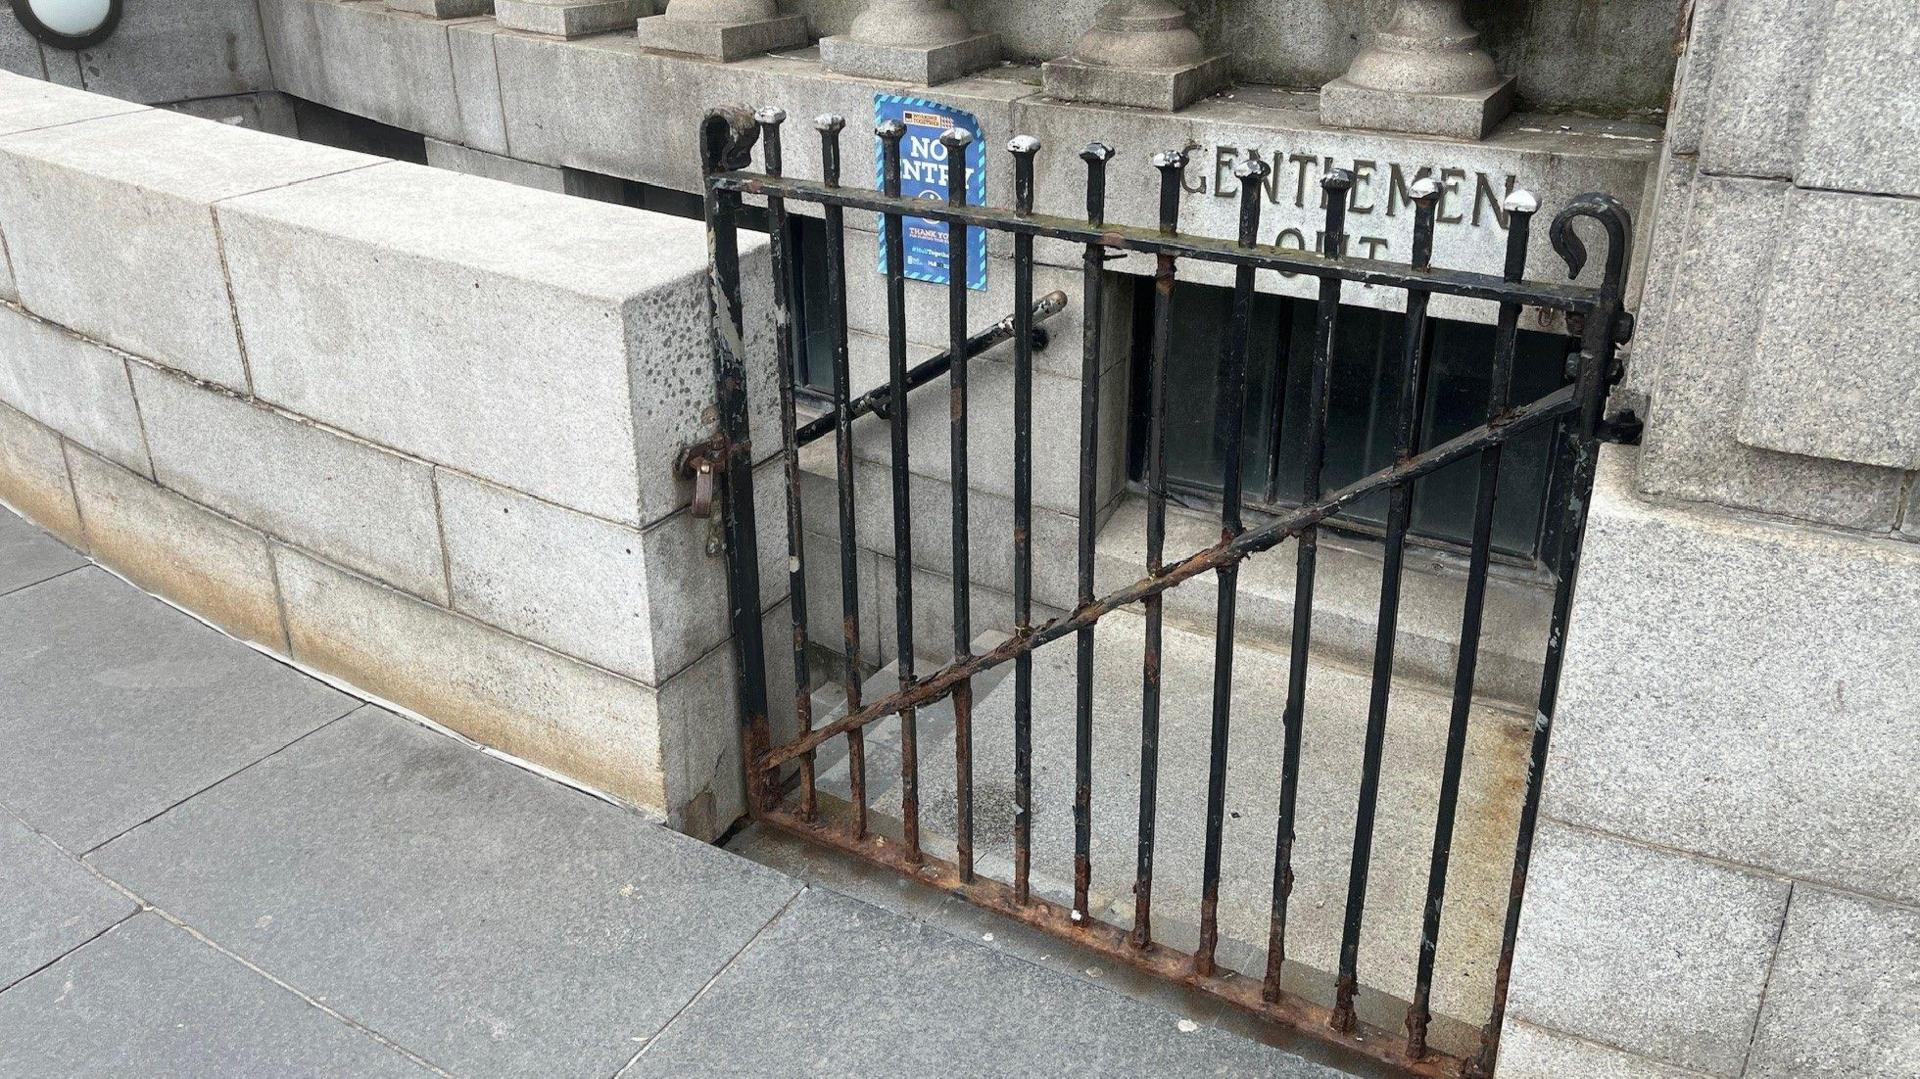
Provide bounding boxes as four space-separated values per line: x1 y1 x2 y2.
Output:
1128 277 1572 560
787 217 836 393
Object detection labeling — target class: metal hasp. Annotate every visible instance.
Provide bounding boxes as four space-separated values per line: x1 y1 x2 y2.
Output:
696 102 1635 1078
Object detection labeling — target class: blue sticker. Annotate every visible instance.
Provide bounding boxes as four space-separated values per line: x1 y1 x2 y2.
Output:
874 93 987 291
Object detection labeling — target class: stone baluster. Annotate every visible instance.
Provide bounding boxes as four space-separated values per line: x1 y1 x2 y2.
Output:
1320 0 1514 140
492 0 645 39
634 0 809 63
820 0 999 86
1040 1 1228 113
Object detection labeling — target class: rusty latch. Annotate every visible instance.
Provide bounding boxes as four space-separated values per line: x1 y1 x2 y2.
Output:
674 433 731 520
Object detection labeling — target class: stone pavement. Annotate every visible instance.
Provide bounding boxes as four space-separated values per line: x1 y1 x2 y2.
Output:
0 507 1357 1078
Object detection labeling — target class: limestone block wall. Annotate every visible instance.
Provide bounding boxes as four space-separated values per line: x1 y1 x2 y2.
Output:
0 73 788 841
0 0 274 107
1626 0 1919 537
1495 2 1920 1075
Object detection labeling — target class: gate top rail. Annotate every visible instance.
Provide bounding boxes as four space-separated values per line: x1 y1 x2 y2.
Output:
709 171 1611 314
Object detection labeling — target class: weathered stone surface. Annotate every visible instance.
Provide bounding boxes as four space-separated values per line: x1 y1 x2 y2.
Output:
1041 53 1228 113
66 450 289 651
425 135 572 189
634 12 809 62
1496 1019 1713 1079
1665 0 1729 157
274 543 673 808
163 91 301 136
0 563 352 849
1697 0 1828 179
1181 93 1658 320
496 0 644 38
0 403 83 549
1321 76 1514 141
217 160 772 526
820 31 1000 86
818 606 1530 1029
1505 822 1789 1076
1735 189 1920 470
629 887 1341 1077
1636 177 1907 529
841 328 1126 516
0 108 377 388
446 19 510 154
0 307 150 476
0 810 137 990
1552 450 1920 901
0 69 144 136
1795 0 1920 198
88 708 801 1077
0 230 14 302
68 0 273 104
387 0 493 17
1095 492 1552 708
256 0 465 143
1746 887 1920 1079
129 364 448 604
37 48 79 86
1618 154 1695 405
0 19 44 78
0 914 427 1076
0 506 80 596
435 458 786 685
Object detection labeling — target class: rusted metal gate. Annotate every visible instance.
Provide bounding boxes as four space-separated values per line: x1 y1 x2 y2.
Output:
693 104 1634 1077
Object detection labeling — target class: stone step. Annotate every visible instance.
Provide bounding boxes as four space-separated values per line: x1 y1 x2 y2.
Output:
805 613 1526 1055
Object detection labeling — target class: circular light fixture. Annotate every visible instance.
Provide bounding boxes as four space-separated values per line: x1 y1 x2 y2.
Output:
10 0 123 51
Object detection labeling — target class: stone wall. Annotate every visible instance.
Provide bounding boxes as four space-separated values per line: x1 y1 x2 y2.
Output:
1494 2 1920 1075
0 72 788 841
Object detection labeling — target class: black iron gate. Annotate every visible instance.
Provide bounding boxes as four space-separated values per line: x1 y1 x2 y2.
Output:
695 104 1633 1077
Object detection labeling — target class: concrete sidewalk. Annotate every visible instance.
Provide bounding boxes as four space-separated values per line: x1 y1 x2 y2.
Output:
0 507 1351 1078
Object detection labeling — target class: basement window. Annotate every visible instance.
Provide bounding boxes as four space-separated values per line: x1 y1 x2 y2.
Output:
1125 280 1574 562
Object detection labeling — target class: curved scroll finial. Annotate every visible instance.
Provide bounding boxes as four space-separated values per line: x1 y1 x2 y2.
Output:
1550 193 1634 296
700 106 760 176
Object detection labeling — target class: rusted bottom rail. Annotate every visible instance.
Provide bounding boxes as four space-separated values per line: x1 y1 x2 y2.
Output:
758 805 1461 1078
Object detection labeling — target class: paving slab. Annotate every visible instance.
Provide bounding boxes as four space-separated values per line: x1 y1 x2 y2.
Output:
0 810 137 990
89 707 803 1079
628 886 1342 1078
0 567 356 851
0 507 82 596
0 913 427 1077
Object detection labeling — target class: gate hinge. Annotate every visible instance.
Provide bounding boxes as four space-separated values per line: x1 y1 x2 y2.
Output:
1597 409 1644 446
674 432 744 520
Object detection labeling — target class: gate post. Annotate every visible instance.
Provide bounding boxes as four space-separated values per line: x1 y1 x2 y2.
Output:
698 107 775 817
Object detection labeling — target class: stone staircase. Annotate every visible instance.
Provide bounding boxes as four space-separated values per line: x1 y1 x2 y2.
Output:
804 610 1529 1057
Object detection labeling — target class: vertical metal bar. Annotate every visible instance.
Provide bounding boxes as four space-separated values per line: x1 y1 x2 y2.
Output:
1008 133 1041 905
1264 167 1354 1000
1073 141 1114 924
877 120 922 865
941 126 978 884
1406 189 1537 1058
698 108 773 813
816 113 868 838
1332 177 1441 1035
755 107 817 820
1474 194 1634 1079
1132 147 1188 949
1195 157 1268 977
